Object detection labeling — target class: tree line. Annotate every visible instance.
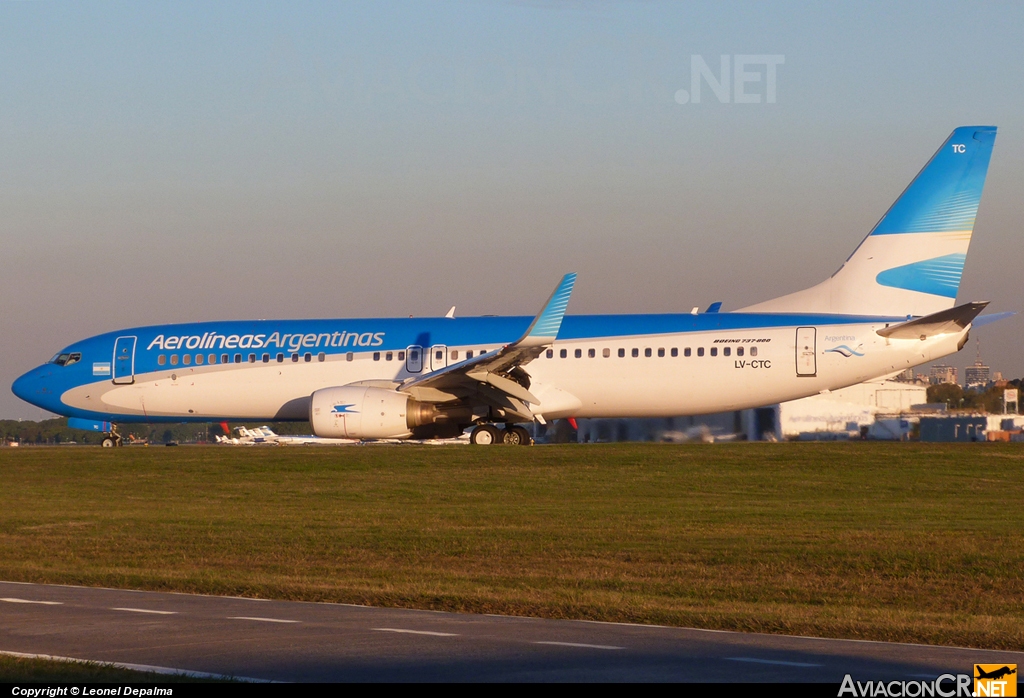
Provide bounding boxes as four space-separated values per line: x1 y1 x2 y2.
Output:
0 419 316 445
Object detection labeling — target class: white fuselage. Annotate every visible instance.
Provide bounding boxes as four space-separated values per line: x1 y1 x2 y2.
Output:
57 321 963 422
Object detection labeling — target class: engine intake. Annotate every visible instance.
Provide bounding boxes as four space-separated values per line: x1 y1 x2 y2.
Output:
310 386 440 440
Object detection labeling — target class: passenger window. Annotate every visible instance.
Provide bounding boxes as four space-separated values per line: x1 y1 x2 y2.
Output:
158 355 166 366
644 348 652 358
710 347 717 357
435 350 443 361
398 351 405 361
290 354 298 362
575 349 582 358
182 355 191 365
618 348 625 358
195 354 204 365
221 354 229 364
467 350 474 359
697 348 704 357
209 354 217 364
657 348 665 358
304 353 311 362
737 347 744 357
632 348 639 358
723 347 730 357
262 354 270 363
750 346 758 357
603 348 610 358
170 355 179 366
276 353 284 363
318 352 325 362
545 349 552 359
346 352 354 362
385 351 393 361
374 352 381 361
560 349 567 358
588 348 595 358
671 348 678 357
234 354 242 363
452 350 460 360
248 354 256 363
684 348 691 357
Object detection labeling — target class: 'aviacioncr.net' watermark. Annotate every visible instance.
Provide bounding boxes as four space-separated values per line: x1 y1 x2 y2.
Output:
838 665 1017 698
674 54 784 104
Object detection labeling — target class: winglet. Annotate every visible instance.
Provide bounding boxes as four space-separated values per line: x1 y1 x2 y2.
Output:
517 273 577 348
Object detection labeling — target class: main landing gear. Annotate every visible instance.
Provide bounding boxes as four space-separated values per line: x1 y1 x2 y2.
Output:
469 424 533 446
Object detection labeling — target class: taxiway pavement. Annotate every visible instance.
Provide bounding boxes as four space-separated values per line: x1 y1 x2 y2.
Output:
1 581 1019 682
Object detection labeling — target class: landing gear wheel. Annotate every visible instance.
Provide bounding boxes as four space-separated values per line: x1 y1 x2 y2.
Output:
503 426 532 446
510 426 532 446
101 437 115 448
470 424 501 445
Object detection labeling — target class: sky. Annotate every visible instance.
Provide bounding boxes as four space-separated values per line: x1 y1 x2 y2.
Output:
2 1 1022 419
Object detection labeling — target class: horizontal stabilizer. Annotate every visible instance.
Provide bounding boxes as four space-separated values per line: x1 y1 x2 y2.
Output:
876 301 988 339
972 311 1016 328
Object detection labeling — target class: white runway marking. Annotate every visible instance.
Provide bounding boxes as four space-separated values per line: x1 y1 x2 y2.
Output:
534 641 624 650
1 598 62 605
229 616 301 624
110 607 177 615
727 657 823 667
0 650 270 682
372 628 459 637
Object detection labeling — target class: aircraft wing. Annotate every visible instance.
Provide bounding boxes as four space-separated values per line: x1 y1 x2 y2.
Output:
398 273 576 418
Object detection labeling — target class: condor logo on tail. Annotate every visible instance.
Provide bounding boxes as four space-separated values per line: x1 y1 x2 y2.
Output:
975 664 1017 697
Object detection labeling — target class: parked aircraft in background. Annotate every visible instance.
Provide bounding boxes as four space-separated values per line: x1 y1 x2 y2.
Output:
214 425 360 446
13 127 1007 445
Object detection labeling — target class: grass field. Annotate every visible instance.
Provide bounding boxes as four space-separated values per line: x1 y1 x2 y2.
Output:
1 443 1022 650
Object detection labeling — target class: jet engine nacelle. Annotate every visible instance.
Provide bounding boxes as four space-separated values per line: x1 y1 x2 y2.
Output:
310 386 439 440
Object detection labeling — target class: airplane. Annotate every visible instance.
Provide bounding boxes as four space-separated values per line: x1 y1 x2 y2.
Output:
12 126 1006 447
214 425 360 446
975 666 1016 681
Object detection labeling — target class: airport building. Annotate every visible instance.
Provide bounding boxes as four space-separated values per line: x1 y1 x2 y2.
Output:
569 377 930 443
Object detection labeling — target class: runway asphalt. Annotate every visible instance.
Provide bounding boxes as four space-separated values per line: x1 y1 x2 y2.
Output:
1 580 1020 682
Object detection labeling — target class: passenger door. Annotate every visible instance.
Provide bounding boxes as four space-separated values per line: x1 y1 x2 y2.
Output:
795 327 816 377
112 336 137 384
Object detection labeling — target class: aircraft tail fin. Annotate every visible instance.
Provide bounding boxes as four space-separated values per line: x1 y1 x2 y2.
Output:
741 126 997 317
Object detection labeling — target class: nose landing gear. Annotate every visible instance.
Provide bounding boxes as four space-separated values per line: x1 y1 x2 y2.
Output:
101 425 123 448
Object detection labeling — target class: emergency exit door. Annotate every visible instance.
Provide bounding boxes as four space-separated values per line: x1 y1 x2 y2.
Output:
430 345 448 372
796 327 816 377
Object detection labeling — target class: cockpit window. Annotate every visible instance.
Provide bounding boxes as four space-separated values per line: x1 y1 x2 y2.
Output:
50 352 81 367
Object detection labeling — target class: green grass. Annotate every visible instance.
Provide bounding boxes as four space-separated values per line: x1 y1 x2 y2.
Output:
1 443 1022 650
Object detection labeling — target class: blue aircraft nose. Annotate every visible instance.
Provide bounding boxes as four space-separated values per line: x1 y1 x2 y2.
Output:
11 365 57 410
